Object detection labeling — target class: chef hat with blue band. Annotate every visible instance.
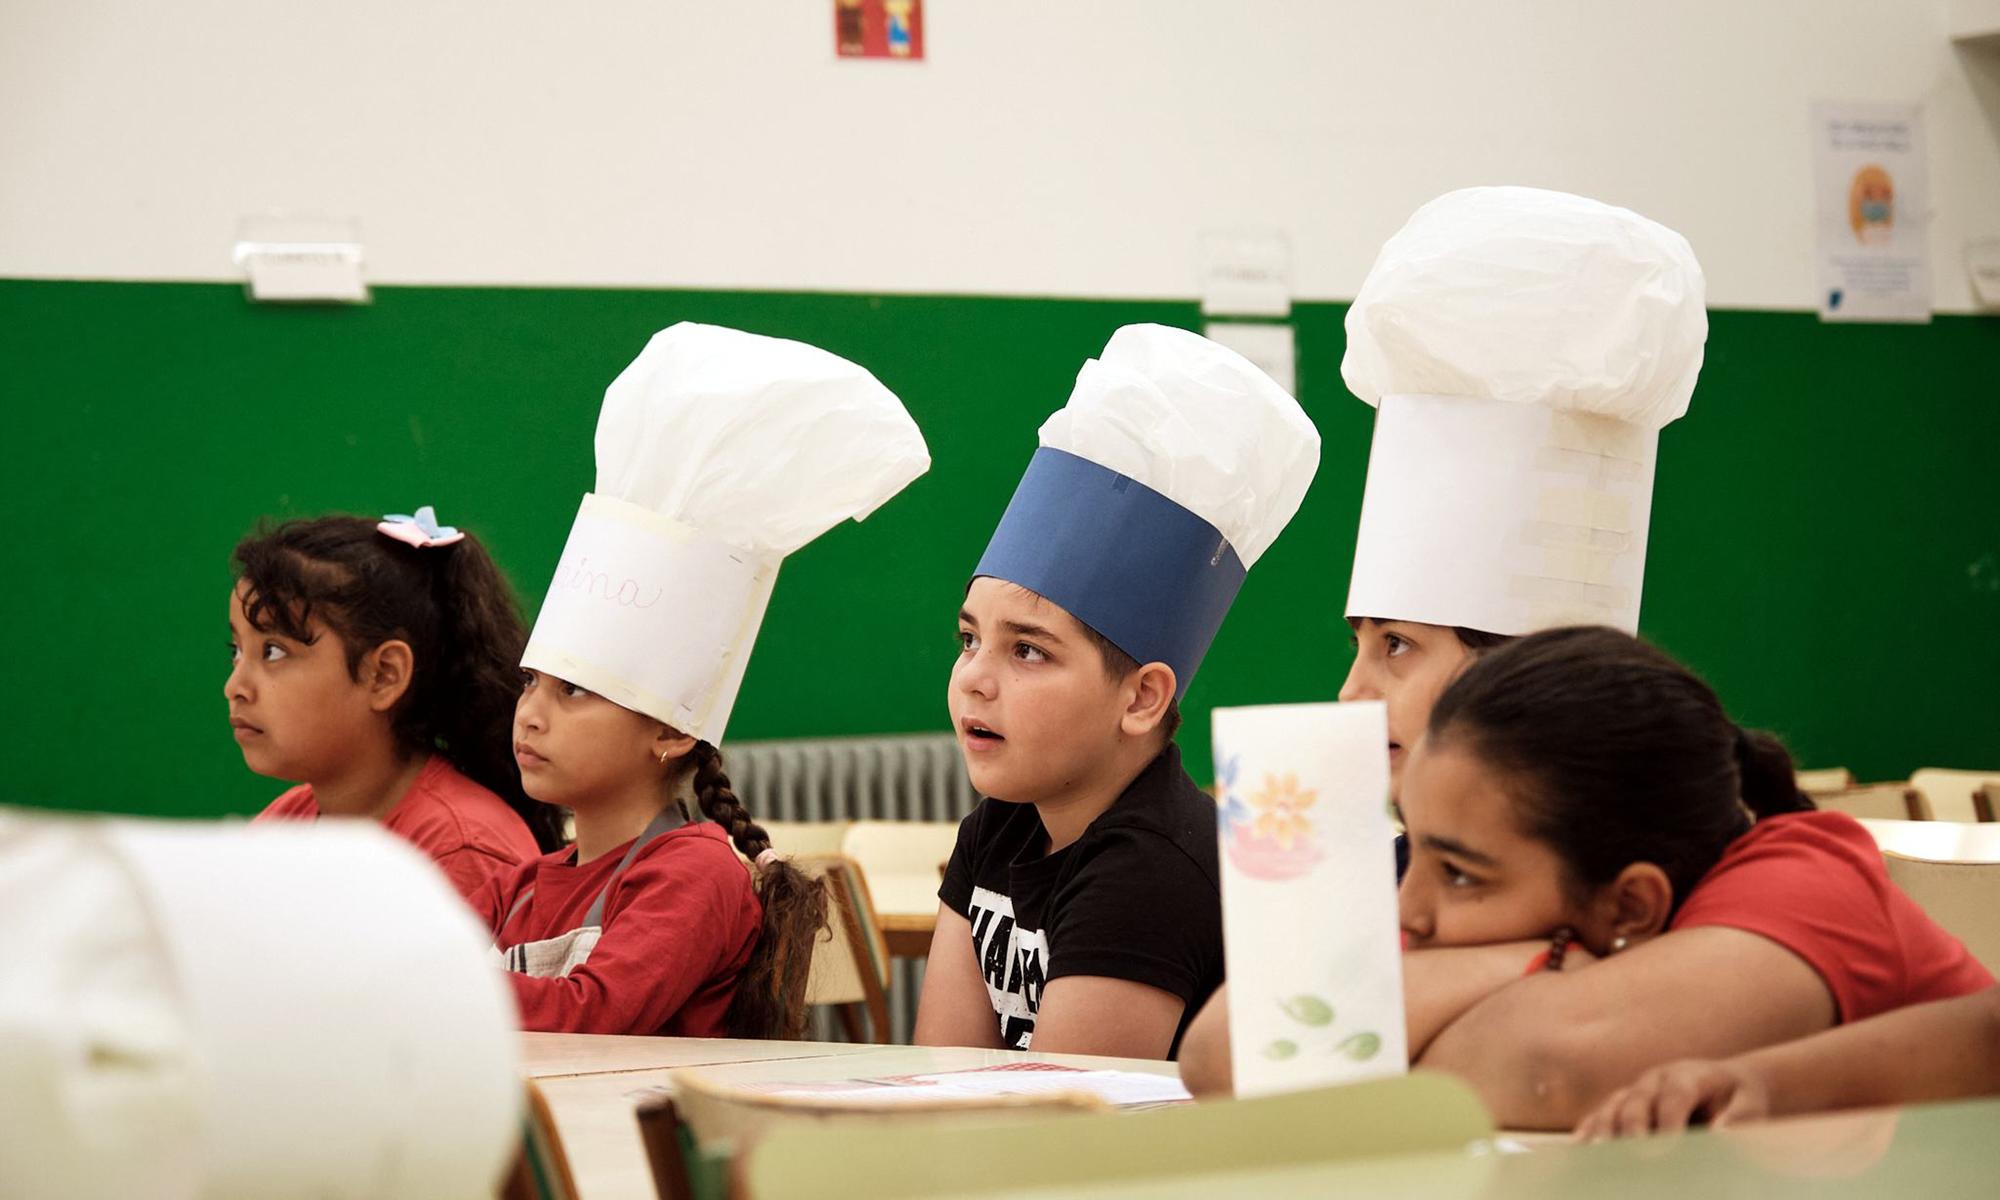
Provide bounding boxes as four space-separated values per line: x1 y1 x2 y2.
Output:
974 324 1320 697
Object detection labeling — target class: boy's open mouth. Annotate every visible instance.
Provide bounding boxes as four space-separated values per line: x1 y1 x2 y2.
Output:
961 718 1005 743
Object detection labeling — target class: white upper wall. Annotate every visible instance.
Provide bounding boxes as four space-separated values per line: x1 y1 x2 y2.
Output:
3 1 1995 310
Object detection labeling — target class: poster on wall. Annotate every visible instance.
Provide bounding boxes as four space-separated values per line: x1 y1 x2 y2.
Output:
836 0 924 60
1812 101 1930 324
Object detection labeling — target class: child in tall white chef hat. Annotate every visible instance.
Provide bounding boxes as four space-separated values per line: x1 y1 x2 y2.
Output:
478 322 930 1038
1180 185 1709 1096
1335 185 1708 794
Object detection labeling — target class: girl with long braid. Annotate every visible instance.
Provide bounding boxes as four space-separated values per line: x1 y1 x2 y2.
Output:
475 323 929 1036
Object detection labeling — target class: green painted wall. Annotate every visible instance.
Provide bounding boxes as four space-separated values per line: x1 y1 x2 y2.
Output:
3 279 1995 818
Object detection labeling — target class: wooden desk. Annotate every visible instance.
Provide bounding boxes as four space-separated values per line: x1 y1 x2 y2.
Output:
867 875 942 959
519 1031 881 1080
879 912 935 959
535 1042 1180 1199
808 1097 2000 1200
1858 817 2000 862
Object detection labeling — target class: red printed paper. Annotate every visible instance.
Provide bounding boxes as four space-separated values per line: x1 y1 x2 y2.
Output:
835 0 924 60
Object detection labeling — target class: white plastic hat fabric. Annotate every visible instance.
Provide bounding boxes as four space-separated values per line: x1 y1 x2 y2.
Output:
0 810 520 1200
1341 187 1708 635
1341 186 1707 429
1040 323 1320 568
594 323 932 555
523 322 930 743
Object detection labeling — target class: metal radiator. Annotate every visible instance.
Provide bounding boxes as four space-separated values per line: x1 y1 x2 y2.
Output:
721 731 978 822
719 731 979 1043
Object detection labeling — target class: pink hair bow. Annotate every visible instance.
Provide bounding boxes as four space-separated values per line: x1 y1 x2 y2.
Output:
377 506 467 549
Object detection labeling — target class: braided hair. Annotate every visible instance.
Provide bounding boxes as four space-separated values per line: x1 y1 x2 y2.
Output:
687 741 829 1039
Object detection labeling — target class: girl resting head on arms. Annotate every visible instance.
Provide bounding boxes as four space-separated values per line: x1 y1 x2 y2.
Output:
1398 626 1990 1128
1184 627 1991 1122
1396 624 1811 953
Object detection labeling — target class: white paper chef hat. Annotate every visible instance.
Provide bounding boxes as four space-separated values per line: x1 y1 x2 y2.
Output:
1341 187 1708 635
522 322 930 743
976 324 1320 695
0 811 520 1200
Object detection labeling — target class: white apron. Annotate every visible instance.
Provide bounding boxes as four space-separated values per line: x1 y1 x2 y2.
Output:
494 806 689 978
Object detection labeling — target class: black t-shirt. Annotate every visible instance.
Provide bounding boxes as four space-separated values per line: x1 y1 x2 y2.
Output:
937 743 1223 1058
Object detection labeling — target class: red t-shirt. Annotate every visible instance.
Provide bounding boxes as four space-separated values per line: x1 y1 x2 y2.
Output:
1671 810 1994 1021
254 756 541 903
470 822 762 1036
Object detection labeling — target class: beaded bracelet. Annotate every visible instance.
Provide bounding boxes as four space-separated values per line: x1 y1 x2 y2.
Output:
1522 926 1577 977
1544 926 1575 972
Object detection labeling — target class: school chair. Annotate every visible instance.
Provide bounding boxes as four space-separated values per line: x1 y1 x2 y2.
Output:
1880 851 2000 976
794 853 894 1044
635 1096 719 1200
1814 783 1930 821
740 1071 1493 1200
758 820 854 857
1858 817 2000 862
1794 766 1855 795
841 819 959 883
1909 768 2000 824
636 1069 1106 1200
840 819 957 959
840 820 956 884
500 1080 580 1200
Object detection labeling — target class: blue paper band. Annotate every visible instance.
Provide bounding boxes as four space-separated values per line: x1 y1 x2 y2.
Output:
973 447 1246 697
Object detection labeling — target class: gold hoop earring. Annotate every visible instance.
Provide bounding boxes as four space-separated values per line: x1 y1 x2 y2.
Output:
657 748 673 766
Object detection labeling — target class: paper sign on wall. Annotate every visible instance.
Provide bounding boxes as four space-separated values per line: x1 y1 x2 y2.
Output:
1812 101 1931 323
1213 701 1406 1098
1199 228 1292 318
232 214 368 304
836 0 923 60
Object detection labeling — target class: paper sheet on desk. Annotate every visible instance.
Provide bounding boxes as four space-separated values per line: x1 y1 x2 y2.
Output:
745 1064 1193 1108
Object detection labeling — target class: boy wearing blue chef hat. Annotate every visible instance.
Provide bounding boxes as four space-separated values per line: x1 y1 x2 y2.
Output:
913 324 1320 1060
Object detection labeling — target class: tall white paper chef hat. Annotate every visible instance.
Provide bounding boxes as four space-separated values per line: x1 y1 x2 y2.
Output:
0 812 520 1200
976 324 1320 696
1341 186 1708 635
523 322 930 744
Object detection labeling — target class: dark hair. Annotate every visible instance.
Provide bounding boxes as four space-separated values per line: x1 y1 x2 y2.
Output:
1076 622 1183 742
1426 626 1813 912
1448 626 1513 652
964 577 1183 741
1351 616 1512 653
686 742 829 1040
232 516 566 853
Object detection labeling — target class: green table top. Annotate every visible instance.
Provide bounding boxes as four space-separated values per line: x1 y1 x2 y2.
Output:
974 1097 2000 1200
